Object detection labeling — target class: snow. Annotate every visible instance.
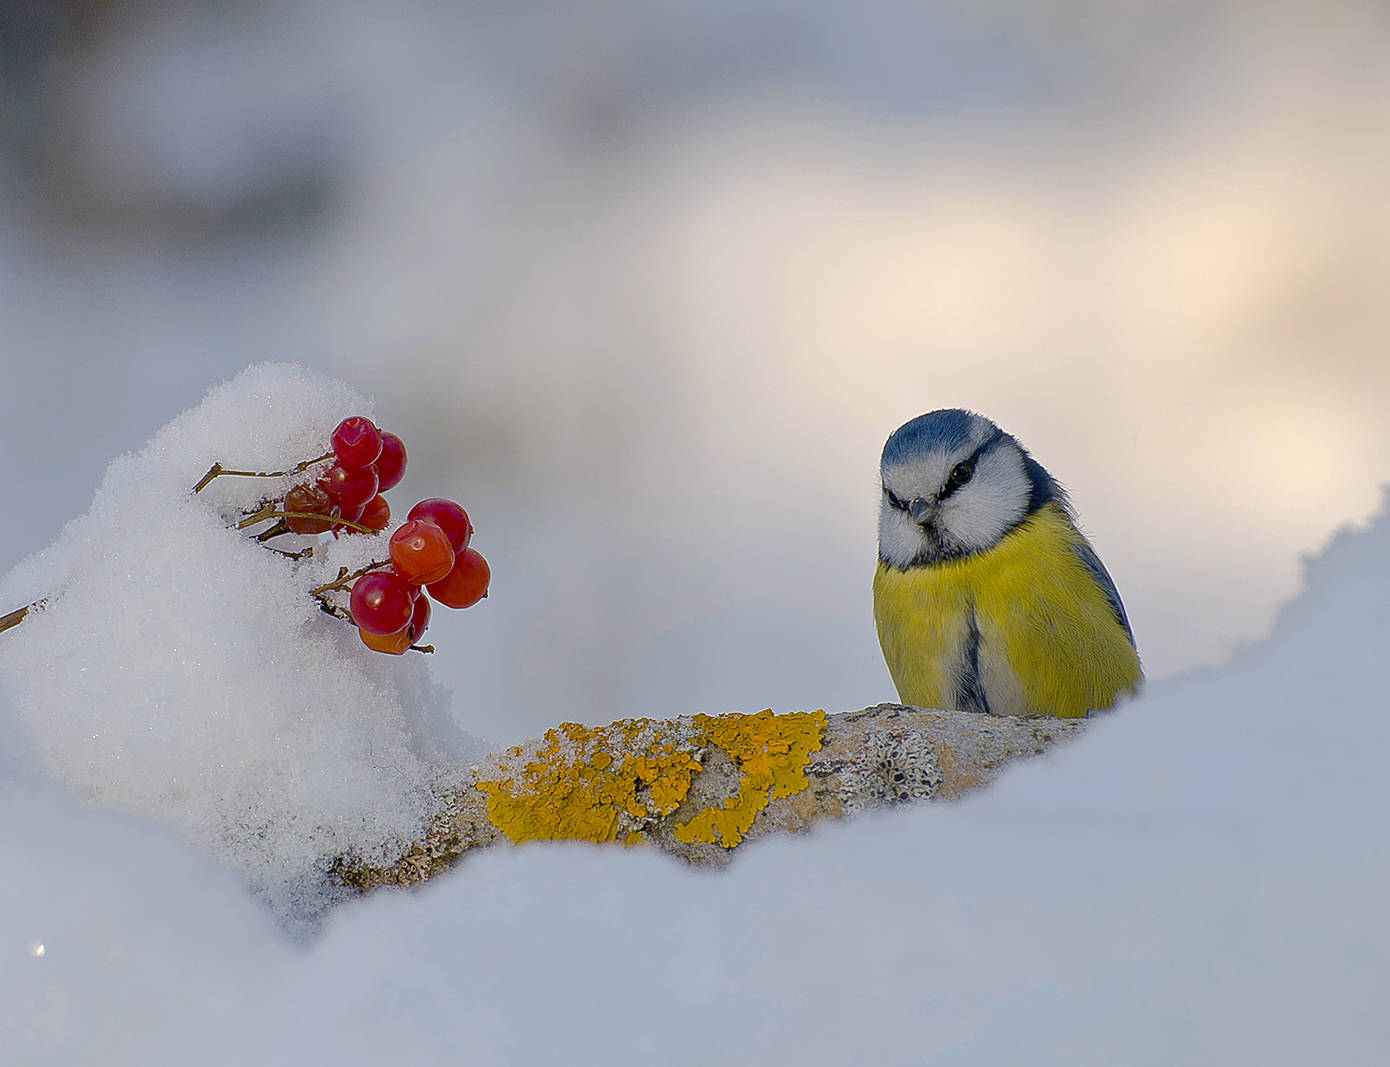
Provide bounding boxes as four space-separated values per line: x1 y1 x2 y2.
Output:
0 365 476 925
2 367 1388 1062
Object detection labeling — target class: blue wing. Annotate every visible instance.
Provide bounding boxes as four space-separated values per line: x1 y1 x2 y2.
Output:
1072 537 1136 648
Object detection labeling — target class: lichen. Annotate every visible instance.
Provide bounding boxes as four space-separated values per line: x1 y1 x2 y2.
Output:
474 718 703 844
672 709 827 848
474 709 827 850
837 726 943 815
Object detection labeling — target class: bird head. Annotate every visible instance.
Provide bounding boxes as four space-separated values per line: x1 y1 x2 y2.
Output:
878 409 1062 568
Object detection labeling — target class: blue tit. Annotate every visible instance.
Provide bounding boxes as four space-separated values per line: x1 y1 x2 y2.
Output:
873 409 1141 718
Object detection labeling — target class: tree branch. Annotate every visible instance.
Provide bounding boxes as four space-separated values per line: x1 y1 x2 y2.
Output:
332 704 1088 892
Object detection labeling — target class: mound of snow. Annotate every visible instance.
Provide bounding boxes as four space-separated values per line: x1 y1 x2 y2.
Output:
0 364 474 920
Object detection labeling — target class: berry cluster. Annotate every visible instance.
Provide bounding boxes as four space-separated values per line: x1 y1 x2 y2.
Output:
349 497 490 654
205 415 490 657
281 416 406 536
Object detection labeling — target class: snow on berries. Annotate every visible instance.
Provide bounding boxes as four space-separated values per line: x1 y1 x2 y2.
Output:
199 414 489 655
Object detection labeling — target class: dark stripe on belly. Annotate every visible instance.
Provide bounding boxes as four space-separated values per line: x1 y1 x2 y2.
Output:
954 609 991 715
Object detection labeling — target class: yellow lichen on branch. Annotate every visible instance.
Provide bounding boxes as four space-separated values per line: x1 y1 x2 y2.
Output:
674 709 827 848
336 704 1086 892
475 709 828 848
476 718 704 845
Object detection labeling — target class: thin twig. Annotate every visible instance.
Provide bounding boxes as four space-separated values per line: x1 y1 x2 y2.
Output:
192 451 335 493
309 561 392 597
0 599 45 636
236 503 280 529
256 519 293 542
291 512 375 534
264 544 315 560
317 599 356 623
191 464 225 493
238 510 376 535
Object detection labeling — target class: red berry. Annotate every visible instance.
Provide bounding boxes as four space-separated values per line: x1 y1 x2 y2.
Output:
407 498 472 552
329 500 365 538
374 432 407 492
389 520 455 585
360 626 413 655
427 548 490 608
356 494 391 533
358 593 431 655
409 592 431 639
331 416 383 468
349 571 416 635
320 464 378 510
283 483 337 534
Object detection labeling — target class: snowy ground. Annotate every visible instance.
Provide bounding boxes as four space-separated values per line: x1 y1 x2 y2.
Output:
2 367 1388 1063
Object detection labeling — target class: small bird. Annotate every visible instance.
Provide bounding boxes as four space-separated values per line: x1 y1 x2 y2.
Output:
873 409 1141 718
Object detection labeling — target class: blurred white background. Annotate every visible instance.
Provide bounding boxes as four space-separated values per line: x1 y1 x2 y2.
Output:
2 0 1388 746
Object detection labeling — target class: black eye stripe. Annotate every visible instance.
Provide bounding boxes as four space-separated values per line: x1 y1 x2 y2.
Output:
885 431 1001 510
939 452 981 500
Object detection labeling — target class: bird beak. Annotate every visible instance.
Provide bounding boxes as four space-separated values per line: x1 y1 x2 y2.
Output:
908 497 938 525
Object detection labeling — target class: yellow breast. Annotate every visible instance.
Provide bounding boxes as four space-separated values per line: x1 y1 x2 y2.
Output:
872 503 1142 718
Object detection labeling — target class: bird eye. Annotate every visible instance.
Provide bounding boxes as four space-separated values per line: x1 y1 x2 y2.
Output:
946 459 975 491
884 487 906 511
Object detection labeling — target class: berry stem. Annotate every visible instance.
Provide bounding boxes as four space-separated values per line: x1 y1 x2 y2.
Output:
308 560 393 597
291 512 376 534
264 544 315 560
192 451 335 493
238 510 377 535
316 600 355 623
236 504 281 529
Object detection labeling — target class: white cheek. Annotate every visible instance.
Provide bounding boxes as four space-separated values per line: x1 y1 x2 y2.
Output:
938 452 1030 552
942 492 1011 551
878 504 925 567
